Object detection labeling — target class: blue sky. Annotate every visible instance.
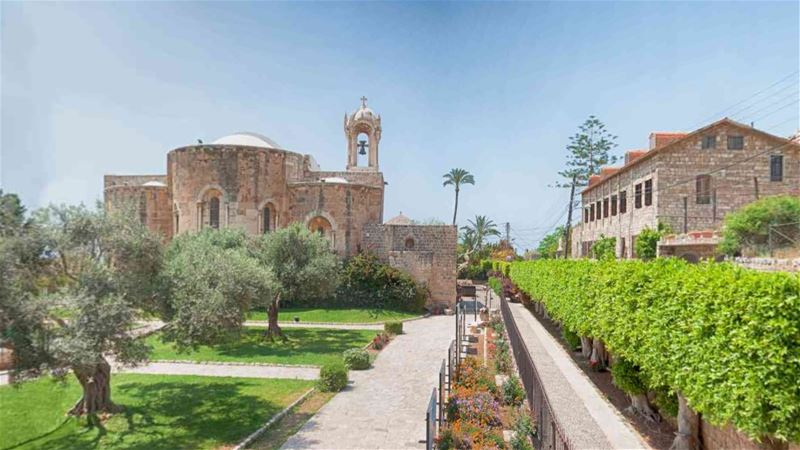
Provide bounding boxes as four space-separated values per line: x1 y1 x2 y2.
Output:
2 1 798 249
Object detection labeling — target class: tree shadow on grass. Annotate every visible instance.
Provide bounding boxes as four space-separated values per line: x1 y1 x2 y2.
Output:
18 379 283 450
210 328 373 363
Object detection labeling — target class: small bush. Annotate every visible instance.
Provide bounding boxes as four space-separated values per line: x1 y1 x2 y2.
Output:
502 375 525 406
343 348 370 370
318 359 349 392
510 412 535 450
384 321 403 335
371 332 389 350
333 253 427 311
591 235 616 260
494 341 511 374
562 328 581 351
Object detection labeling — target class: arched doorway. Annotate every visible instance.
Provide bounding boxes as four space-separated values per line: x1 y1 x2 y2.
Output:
308 215 333 238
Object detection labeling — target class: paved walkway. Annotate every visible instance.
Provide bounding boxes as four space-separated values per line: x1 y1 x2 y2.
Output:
498 290 648 449
115 361 319 380
281 315 453 450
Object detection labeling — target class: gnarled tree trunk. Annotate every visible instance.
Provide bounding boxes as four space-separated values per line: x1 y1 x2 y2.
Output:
264 293 286 342
589 338 608 371
669 393 700 450
626 392 661 423
68 358 118 416
580 336 593 358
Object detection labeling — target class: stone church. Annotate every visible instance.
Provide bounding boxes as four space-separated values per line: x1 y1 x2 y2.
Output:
104 98 456 307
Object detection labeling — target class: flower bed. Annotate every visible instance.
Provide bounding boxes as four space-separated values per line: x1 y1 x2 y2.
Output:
437 316 535 450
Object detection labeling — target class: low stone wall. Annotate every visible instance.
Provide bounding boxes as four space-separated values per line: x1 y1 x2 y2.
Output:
731 256 800 272
701 420 800 450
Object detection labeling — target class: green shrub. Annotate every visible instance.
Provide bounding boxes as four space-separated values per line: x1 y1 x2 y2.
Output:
342 348 370 370
488 276 502 297
502 375 525 406
653 386 679 417
371 332 389 350
331 254 427 312
561 328 581 351
384 320 403 335
506 258 800 441
318 359 349 392
591 235 616 260
510 412 535 450
610 357 648 395
634 222 671 260
719 195 800 256
494 342 511 374
458 263 487 281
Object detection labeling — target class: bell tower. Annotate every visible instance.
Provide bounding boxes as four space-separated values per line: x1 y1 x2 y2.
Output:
345 96 381 171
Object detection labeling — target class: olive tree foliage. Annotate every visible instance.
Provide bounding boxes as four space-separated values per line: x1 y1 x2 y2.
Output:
253 223 339 340
160 228 275 350
0 202 162 416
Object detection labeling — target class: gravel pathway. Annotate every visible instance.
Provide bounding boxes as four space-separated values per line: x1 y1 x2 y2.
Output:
281 315 454 450
501 292 648 449
114 361 319 380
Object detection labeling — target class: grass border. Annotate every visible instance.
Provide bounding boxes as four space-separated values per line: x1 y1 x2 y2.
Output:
233 388 316 450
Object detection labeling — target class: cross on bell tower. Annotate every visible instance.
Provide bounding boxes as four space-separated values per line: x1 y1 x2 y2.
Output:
344 97 382 171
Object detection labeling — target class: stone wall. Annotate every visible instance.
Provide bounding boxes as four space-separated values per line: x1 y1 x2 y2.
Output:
104 184 172 239
362 224 457 308
572 120 800 259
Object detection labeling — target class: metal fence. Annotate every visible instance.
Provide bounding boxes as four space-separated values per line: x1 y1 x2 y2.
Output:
425 387 437 450
768 222 800 257
500 295 572 450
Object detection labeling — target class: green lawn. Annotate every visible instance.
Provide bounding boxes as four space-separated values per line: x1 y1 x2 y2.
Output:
147 327 375 366
247 307 421 323
0 374 313 450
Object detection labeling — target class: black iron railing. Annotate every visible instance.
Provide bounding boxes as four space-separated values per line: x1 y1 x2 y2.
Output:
500 294 572 450
425 387 437 450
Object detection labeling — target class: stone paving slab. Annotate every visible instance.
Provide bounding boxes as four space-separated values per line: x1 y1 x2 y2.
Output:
501 293 648 449
114 361 319 380
281 315 453 450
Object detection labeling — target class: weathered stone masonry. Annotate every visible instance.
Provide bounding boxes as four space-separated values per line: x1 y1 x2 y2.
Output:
103 99 457 308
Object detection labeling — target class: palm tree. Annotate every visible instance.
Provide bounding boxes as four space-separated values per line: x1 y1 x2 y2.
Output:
442 168 475 225
461 215 501 250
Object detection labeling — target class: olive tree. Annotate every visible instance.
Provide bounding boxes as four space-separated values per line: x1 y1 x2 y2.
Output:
254 223 339 341
1 203 162 416
160 228 275 349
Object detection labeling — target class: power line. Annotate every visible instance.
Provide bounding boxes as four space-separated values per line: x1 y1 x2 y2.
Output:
692 71 799 128
728 84 799 121
749 99 799 124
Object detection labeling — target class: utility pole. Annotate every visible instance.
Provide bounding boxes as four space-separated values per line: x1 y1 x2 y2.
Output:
505 222 510 244
562 175 577 259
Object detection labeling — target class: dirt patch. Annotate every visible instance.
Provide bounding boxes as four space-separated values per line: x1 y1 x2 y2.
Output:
246 390 335 450
527 304 676 450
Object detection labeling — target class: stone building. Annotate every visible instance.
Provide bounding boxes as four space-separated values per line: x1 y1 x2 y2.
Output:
104 98 457 307
571 118 800 260
363 213 457 309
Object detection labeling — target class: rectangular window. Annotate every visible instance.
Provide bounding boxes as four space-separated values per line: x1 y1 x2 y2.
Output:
584 208 589 223
634 183 642 209
644 179 653 206
770 155 784 182
611 195 618 216
596 201 602 220
696 175 711 204
619 191 627 214
590 204 595 221
728 135 744 150
603 198 609 218
701 135 716 149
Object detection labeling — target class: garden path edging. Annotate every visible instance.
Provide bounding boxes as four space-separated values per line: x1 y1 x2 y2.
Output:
233 387 316 450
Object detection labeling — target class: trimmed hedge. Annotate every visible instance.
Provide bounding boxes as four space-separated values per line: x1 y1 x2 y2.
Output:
505 258 800 442
384 321 403 335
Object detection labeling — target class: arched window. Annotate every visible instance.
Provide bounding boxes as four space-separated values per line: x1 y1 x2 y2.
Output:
209 197 220 229
404 237 415 250
262 206 271 234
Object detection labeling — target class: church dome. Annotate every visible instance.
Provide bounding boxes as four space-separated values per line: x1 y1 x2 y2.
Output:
386 213 413 225
353 107 375 121
212 132 282 149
